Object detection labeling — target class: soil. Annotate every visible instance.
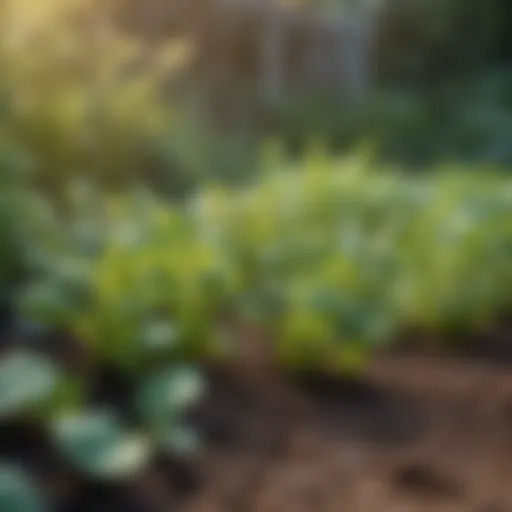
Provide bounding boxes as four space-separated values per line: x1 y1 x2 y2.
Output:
182 350 512 512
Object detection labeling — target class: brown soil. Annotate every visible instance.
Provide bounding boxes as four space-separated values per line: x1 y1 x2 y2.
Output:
182 351 512 512
3 322 512 511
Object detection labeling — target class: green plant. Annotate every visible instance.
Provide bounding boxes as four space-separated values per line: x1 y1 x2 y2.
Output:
5 150 512 505
50 365 202 482
50 363 204 481
395 170 512 333
0 0 195 197
0 345 204 484
0 351 61 420
16 150 512 374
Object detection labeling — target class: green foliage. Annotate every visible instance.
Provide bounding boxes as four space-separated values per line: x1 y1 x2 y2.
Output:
18 187 238 366
0 349 203 483
0 464 45 512
377 0 512 84
52 410 151 480
274 70 512 168
5 0 512 496
16 152 512 372
136 366 204 429
0 0 197 197
0 137 44 289
49 364 204 480
136 366 204 454
4 149 512 489
0 352 59 419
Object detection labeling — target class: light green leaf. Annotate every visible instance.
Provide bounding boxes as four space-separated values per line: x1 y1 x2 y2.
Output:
136 366 205 430
0 464 45 512
0 352 59 419
52 410 151 481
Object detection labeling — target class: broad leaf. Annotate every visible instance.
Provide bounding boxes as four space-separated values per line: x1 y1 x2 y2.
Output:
52 410 151 481
136 366 204 430
0 464 45 512
0 352 59 418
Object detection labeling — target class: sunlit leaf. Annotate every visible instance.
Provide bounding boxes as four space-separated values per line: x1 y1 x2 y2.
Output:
0 464 45 512
52 410 151 480
0 352 59 418
136 366 205 430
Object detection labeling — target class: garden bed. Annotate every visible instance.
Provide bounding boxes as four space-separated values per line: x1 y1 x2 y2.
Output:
3 338 512 512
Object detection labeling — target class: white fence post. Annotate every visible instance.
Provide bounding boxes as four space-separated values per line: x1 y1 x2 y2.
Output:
260 6 287 105
337 0 381 104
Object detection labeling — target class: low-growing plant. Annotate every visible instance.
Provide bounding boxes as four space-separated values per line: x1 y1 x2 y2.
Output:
4 151 512 508
18 184 241 368
51 363 204 481
0 463 46 512
0 345 205 486
0 0 197 197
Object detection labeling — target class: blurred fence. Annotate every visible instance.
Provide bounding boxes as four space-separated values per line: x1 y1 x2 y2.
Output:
121 0 381 104
120 0 512 105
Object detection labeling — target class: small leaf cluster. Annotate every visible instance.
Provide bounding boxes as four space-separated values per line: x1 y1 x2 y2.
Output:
0 346 204 509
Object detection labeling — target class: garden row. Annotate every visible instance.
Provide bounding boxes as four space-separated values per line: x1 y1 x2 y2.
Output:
3 148 512 510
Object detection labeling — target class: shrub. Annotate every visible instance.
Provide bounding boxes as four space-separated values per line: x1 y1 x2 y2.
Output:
0 0 196 197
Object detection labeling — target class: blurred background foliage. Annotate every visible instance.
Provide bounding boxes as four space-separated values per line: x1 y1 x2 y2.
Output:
273 68 512 167
0 0 510 311
0 0 511 198
376 0 512 85
270 0 512 167
0 0 203 198
0 0 510 302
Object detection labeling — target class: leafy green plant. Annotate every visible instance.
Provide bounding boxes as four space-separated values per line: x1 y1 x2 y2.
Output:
0 352 60 419
51 363 204 481
0 0 196 197
5 149 512 507
0 136 39 289
15 150 512 374
0 349 204 485
136 366 204 455
21 155 512 362
52 409 151 481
